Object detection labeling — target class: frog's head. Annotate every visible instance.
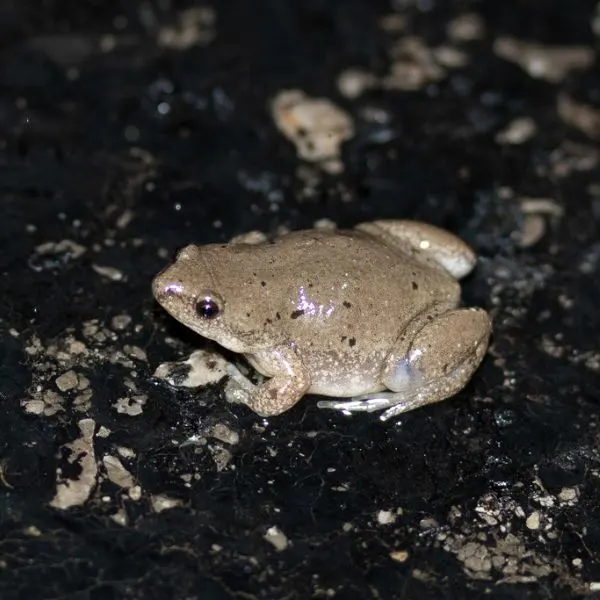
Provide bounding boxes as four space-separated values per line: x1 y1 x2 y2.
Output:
152 244 266 353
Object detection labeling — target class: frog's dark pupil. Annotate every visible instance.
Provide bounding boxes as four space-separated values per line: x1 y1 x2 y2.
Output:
196 298 219 319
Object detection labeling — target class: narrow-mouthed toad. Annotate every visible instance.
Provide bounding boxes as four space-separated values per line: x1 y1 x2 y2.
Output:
152 220 491 421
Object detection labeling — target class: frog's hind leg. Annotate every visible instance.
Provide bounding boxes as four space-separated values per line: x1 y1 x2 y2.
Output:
317 308 491 421
356 220 476 279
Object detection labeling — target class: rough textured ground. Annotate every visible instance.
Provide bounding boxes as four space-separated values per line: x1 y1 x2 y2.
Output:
1 1 600 599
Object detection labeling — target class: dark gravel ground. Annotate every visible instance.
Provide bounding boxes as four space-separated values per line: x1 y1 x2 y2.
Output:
1 1 600 599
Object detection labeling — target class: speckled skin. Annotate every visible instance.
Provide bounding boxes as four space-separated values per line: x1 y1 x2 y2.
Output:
152 220 491 420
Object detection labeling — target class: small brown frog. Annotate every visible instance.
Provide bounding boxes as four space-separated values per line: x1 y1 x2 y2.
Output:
152 220 491 421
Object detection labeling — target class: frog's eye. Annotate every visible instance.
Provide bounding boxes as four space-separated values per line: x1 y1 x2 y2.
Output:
195 296 220 319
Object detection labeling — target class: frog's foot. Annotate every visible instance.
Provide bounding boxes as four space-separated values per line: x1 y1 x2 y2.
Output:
224 362 258 405
226 344 310 417
317 394 404 420
318 385 449 422
319 307 491 421
317 392 421 421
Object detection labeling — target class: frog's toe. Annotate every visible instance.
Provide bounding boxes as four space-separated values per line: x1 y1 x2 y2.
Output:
379 401 413 421
225 362 256 391
317 394 402 414
224 379 252 405
224 363 257 405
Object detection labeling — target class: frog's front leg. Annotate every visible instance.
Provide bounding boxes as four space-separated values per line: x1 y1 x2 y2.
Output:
228 343 310 417
356 220 477 279
318 308 491 421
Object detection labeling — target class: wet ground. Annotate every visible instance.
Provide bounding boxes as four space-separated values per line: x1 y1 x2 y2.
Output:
1 1 600 598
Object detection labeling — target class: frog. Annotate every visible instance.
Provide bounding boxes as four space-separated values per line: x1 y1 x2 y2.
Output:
152 220 491 421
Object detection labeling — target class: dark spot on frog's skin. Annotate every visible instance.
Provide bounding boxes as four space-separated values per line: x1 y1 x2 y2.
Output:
291 309 304 319
308 282 313 288
276 312 281 320
427 315 433 321
349 337 356 347
343 301 352 308
206 360 217 370
261 281 266 287
341 336 347 342
412 281 418 290
246 312 251 318
265 318 272 325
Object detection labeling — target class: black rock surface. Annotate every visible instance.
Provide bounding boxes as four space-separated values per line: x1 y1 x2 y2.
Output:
1 1 599 599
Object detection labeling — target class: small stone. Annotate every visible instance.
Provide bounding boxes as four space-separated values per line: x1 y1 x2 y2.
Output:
390 550 409 563
558 487 578 502
68 340 87 354
24 525 42 537
377 510 397 525
96 426 111 438
50 419 97 510
263 526 289 551
210 446 233 471
110 509 128 526
23 400 46 415
419 517 439 530
151 494 183 513
337 68 377 99
526 511 540 530
128 485 142 501
113 395 147 416
271 89 354 171
111 314 132 330
210 424 240 446
103 455 135 489
73 389 93 412
493 37 594 83
76 375 90 390
92 264 124 281
154 349 228 388
495 117 537 145
55 370 78 392
447 13 486 42
124 345 147 362
117 446 136 459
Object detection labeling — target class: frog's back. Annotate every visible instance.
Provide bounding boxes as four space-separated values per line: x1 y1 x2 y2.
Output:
269 228 458 292
241 229 461 342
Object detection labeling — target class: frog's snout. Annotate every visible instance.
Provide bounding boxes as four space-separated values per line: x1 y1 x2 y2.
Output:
152 268 184 305
153 244 201 304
